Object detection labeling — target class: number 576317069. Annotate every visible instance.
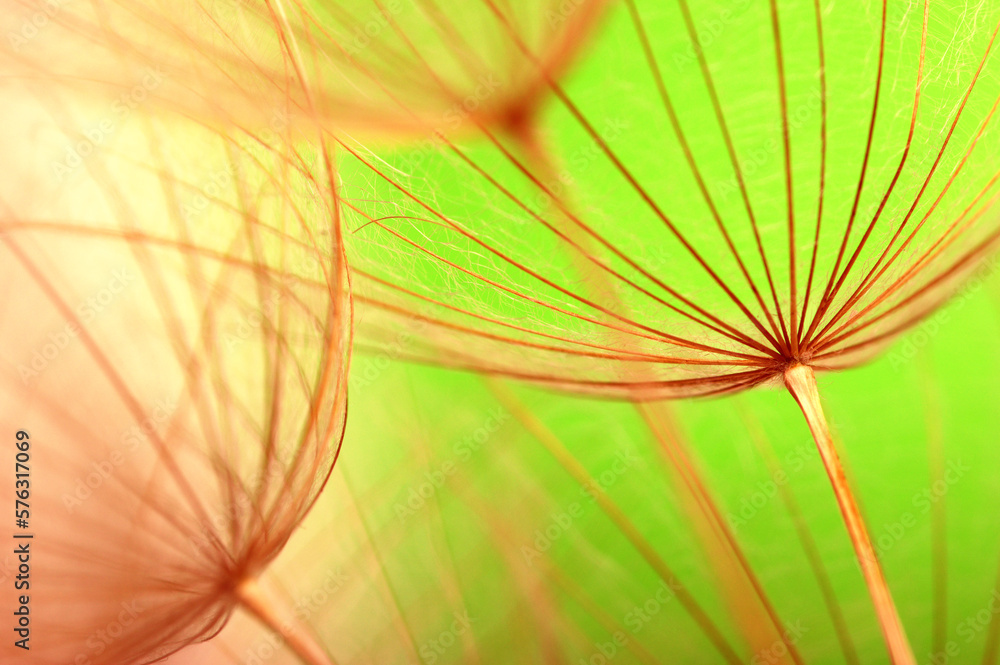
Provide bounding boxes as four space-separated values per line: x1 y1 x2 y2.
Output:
14 431 29 530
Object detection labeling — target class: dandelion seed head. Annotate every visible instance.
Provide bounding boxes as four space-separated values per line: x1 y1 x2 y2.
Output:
0 87 349 664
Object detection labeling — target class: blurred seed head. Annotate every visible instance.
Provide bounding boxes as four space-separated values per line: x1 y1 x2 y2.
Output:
0 80 349 664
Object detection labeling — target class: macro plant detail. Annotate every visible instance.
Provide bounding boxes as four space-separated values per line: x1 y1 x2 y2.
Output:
2 0 1000 664
2 0 609 139
348 0 1000 399
0 85 348 664
342 0 1000 661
